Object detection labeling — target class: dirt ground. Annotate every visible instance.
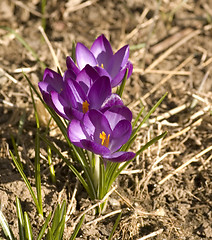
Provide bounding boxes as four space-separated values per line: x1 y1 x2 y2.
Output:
0 0 212 239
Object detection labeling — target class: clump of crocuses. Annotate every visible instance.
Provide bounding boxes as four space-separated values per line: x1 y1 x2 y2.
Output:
39 34 135 162
39 34 137 211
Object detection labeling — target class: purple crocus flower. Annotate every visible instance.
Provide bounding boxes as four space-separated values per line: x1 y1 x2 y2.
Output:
39 65 123 121
66 34 133 88
38 68 65 109
67 106 135 162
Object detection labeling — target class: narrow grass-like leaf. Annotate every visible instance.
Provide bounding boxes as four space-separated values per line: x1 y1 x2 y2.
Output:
108 211 122 240
98 161 105 200
10 135 23 170
135 131 167 157
131 105 145 129
51 205 60 235
130 43 145 50
39 134 93 198
0 208 15 240
47 146 56 183
116 69 128 97
10 150 41 215
46 228 54 240
59 201 66 222
16 197 25 240
71 41 76 63
30 87 43 217
69 214 85 240
1 27 46 69
51 201 66 240
53 215 65 240
122 92 168 152
34 130 43 217
37 212 52 240
115 132 167 180
24 212 33 240
133 92 168 136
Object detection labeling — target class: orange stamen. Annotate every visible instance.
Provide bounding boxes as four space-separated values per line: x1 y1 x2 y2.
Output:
82 100 89 113
99 131 110 148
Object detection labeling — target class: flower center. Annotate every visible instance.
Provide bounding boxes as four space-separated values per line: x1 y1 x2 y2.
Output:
99 131 110 148
82 100 89 113
101 63 104 68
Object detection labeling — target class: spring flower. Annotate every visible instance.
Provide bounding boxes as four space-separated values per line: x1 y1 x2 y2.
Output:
67 106 135 162
39 65 124 121
66 34 133 88
38 68 65 109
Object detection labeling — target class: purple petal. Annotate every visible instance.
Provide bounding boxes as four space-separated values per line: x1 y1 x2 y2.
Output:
110 68 126 87
43 68 64 92
51 91 71 120
63 69 77 81
101 94 123 112
115 45 130 68
67 108 84 121
94 66 111 80
81 139 110 155
38 82 55 108
84 110 112 143
104 105 132 130
76 43 97 69
88 76 111 109
90 34 113 70
111 61 133 87
126 61 133 78
66 56 80 75
109 120 132 152
76 65 100 94
67 120 86 148
103 151 135 162
107 45 129 79
66 79 87 109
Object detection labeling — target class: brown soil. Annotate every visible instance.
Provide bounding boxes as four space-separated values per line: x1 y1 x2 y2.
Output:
0 0 212 239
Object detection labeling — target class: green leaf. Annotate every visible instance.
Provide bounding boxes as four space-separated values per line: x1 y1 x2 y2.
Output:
45 228 53 240
71 41 76 63
108 211 122 240
39 134 95 199
10 135 23 170
116 69 128 97
51 205 60 235
24 212 33 240
132 105 145 129
115 132 167 179
0 207 16 240
51 201 66 240
34 130 43 217
123 92 168 152
69 215 85 240
133 92 168 136
37 212 52 240
10 150 41 215
53 215 65 240
47 146 56 184
135 131 167 157
16 198 25 240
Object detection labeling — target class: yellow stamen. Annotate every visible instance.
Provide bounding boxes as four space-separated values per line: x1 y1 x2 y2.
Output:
99 131 110 148
82 100 89 113
101 63 104 69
